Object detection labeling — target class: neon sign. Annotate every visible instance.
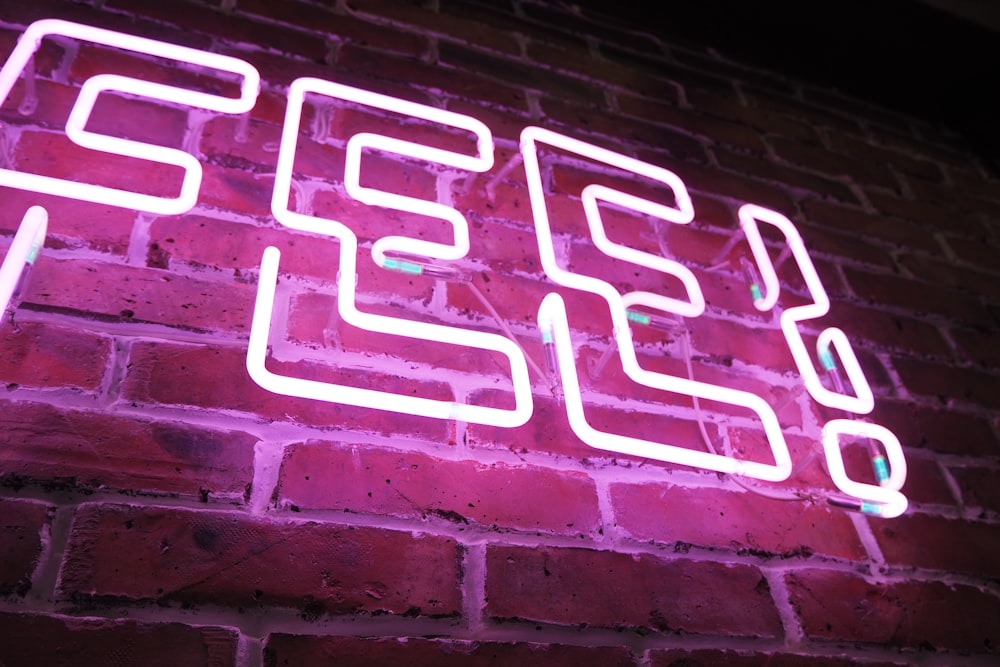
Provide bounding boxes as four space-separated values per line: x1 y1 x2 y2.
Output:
0 19 907 517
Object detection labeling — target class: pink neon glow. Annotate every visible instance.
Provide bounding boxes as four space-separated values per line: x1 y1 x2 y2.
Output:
246 77 533 428
0 19 260 214
522 126 792 482
738 204 874 414
0 206 47 317
822 419 908 518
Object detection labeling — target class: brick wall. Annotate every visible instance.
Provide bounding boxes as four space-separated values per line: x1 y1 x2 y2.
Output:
1 0 999 665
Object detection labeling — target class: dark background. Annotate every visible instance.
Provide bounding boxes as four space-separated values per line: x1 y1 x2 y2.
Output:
575 0 1000 170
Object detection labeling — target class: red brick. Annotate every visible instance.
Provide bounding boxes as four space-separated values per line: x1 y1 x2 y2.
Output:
616 94 766 153
714 149 860 204
539 97 707 164
0 613 238 667
13 131 186 200
843 267 992 327
827 133 944 184
0 400 256 497
769 137 898 190
486 545 782 636
0 498 51 597
872 513 1000 578
867 190 982 237
0 27 65 79
793 223 897 269
610 483 865 560
275 440 601 536
147 215 350 280
952 467 1000 514
198 165 276 217
465 218 545 275
263 634 634 667
59 504 462 617
336 43 529 112
311 187 458 247
786 569 1000 653
22 257 256 332
0 321 111 391
687 316 796 375
800 199 940 253
900 457 955 507
106 0 328 60
529 8 664 63
465 393 595 461
742 89 861 134
438 42 605 106
1 1 213 51
892 356 1000 411
0 186 136 256
650 649 906 667
824 301 950 359
870 399 997 457
348 0 519 55
122 342 453 440
897 253 1000 302
673 161 798 215
688 88 820 144
944 234 1000 274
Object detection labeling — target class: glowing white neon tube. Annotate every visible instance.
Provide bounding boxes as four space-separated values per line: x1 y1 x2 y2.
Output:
0 19 260 214
739 204 875 414
522 126 791 482
247 77 532 428
0 205 47 317
822 419 908 518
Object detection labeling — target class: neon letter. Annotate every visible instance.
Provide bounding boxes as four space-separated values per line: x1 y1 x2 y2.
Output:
0 19 260 214
247 77 532 428
0 205 47 318
522 126 792 482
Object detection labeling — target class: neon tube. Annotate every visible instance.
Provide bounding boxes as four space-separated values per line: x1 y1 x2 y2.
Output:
0 205 47 318
247 77 532 428
739 204 875 414
0 19 260 215
821 419 907 518
522 126 791 482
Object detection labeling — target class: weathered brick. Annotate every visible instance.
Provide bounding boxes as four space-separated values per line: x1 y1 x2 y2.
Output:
122 342 453 440
872 513 1000 578
336 43 529 112
714 149 860 204
892 356 1000 411
0 613 238 667
60 504 462 617
843 267 992 327
0 321 111 391
22 257 256 332
349 0 514 51
786 569 1000 653
952 467 1000 514
13 131 186 200
616 94 765 153
263 634 634 667
0 498 50 597
650 649 906 667
274 440 601 536
106 0 329 60
769 137 898 190
0 400 256 497
870 398 996 457
0 186 136 256
610 483 866 560
800 199 940 253
486 545 783 636
539 97 707 164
